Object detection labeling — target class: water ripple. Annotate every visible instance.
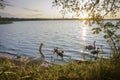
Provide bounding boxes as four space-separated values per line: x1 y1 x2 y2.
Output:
0 20 116 60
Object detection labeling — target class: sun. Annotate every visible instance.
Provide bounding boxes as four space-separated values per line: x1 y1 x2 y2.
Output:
80 11 89 19
81 13 88 19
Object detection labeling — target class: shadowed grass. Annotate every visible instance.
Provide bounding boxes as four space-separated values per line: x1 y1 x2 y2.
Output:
0 56 120 80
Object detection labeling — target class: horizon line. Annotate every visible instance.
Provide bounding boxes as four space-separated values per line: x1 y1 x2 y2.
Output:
0 17 120 20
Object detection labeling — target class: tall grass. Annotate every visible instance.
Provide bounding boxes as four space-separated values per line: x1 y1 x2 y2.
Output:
0 56 120 80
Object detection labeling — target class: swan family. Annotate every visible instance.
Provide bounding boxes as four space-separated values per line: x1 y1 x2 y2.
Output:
39 43 64 62
38 41 104 63
84 41 104 59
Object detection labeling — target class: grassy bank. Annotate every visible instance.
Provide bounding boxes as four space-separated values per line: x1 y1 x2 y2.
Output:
0 56 120 80
0 20 13 24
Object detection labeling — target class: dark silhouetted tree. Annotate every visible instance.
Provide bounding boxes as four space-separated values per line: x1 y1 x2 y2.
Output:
0 0 5 9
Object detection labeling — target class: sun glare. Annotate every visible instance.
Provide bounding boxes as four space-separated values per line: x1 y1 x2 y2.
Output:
82 27 87 41
80 12 89 19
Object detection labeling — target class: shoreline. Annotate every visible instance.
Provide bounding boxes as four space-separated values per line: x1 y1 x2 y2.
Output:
0 50 107 66
0 21 13 24
0 51 88 65
0 17 120 22
0 53 119 80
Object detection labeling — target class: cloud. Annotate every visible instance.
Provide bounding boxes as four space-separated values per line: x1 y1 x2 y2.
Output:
1 0 42 13
29 13 42 16
0 11 15 17
21 7 42 12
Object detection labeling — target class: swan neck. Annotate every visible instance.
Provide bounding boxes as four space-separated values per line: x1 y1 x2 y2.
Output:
39 44 45 58
94 41 96 49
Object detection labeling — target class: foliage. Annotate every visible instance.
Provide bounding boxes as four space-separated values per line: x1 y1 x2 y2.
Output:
0 18 12 24
0 56 120 80
0 20 12 24
52 0 120 18
92 20 120 55
0 0 5 9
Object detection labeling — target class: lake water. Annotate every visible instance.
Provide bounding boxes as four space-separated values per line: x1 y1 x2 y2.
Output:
0 20 114 61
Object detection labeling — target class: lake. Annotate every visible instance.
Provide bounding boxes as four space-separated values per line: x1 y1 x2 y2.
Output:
0 20 113 61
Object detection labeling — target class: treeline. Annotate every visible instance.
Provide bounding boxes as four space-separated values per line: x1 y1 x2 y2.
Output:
0 17 13 24
0 17 120 21
0 17 81 21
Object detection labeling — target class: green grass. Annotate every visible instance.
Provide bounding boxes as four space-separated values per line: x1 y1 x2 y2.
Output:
0 20 12 24
0 56 120 80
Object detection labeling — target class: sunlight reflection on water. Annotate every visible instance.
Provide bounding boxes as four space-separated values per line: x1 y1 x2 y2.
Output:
82 27 87 43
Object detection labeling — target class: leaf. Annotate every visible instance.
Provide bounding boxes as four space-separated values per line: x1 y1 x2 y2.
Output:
116 35 120 38
104 22 114 28
104 35 109 39
92 27 102 34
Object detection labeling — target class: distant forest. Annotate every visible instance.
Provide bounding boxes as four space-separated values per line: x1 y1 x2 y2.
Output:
0 17 120 21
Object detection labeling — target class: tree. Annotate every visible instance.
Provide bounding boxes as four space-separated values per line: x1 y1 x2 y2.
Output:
0 0 5 9
52 0 120 18
52 0 120 56
0 0 9 9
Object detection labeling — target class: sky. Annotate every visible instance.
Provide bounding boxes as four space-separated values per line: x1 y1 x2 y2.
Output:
0 0 120 19
0 0 62 18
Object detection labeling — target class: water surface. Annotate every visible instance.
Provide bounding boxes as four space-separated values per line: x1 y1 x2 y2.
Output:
0 20 112 60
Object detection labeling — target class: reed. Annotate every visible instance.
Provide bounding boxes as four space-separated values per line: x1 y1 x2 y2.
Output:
0 56 119 80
